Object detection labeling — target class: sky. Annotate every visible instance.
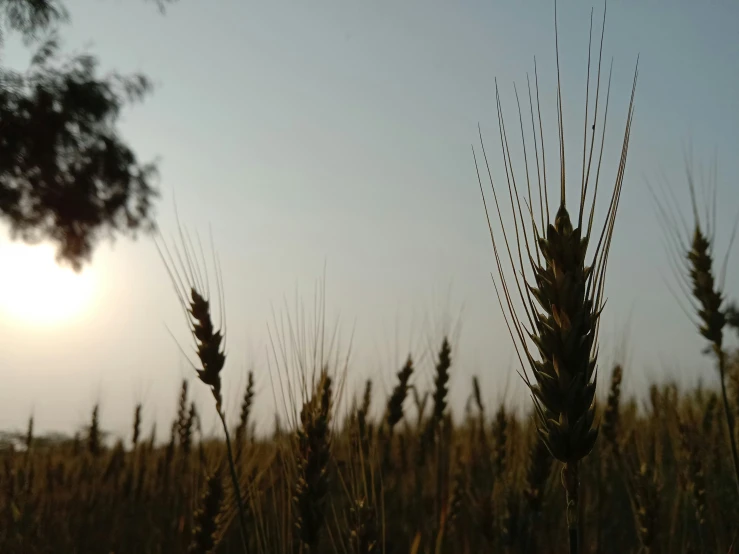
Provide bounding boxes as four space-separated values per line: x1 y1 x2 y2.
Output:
2 0 739 443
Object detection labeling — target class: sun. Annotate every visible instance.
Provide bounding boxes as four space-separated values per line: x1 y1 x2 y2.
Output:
0 242 96 326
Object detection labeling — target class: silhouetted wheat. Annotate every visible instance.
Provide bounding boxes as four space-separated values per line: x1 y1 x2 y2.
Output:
475 4 637 552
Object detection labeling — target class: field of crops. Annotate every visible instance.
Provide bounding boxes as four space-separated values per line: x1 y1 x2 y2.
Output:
2 340 739 553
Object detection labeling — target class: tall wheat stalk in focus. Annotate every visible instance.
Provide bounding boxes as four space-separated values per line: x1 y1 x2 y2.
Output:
475 4 638 553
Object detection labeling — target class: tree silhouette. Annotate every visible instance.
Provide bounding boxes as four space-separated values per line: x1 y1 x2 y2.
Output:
0 0 177 270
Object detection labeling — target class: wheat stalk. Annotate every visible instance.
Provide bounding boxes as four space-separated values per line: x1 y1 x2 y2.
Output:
651 157 739 497
293 369 333 553
131 404 142 452
156 220 250 553
385 356 414 435
474 4 637 552
236 370 255 462
189 467 224 554
602 365 623 455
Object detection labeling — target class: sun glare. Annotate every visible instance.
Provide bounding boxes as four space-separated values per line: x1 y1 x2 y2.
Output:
0 243 96 326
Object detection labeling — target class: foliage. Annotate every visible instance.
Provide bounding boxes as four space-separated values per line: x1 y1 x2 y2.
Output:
0 0 176 269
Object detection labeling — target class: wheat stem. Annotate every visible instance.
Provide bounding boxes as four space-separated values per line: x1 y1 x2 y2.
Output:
217 408 250 554
564 462 580 554
717 347 739 495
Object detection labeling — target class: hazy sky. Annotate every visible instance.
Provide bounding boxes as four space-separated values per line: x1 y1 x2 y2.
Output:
2 0 739 442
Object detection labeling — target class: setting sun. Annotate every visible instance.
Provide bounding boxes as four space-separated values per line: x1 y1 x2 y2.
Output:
0 242 96 326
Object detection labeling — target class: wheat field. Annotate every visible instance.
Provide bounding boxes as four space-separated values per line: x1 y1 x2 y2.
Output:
2 348 739 553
